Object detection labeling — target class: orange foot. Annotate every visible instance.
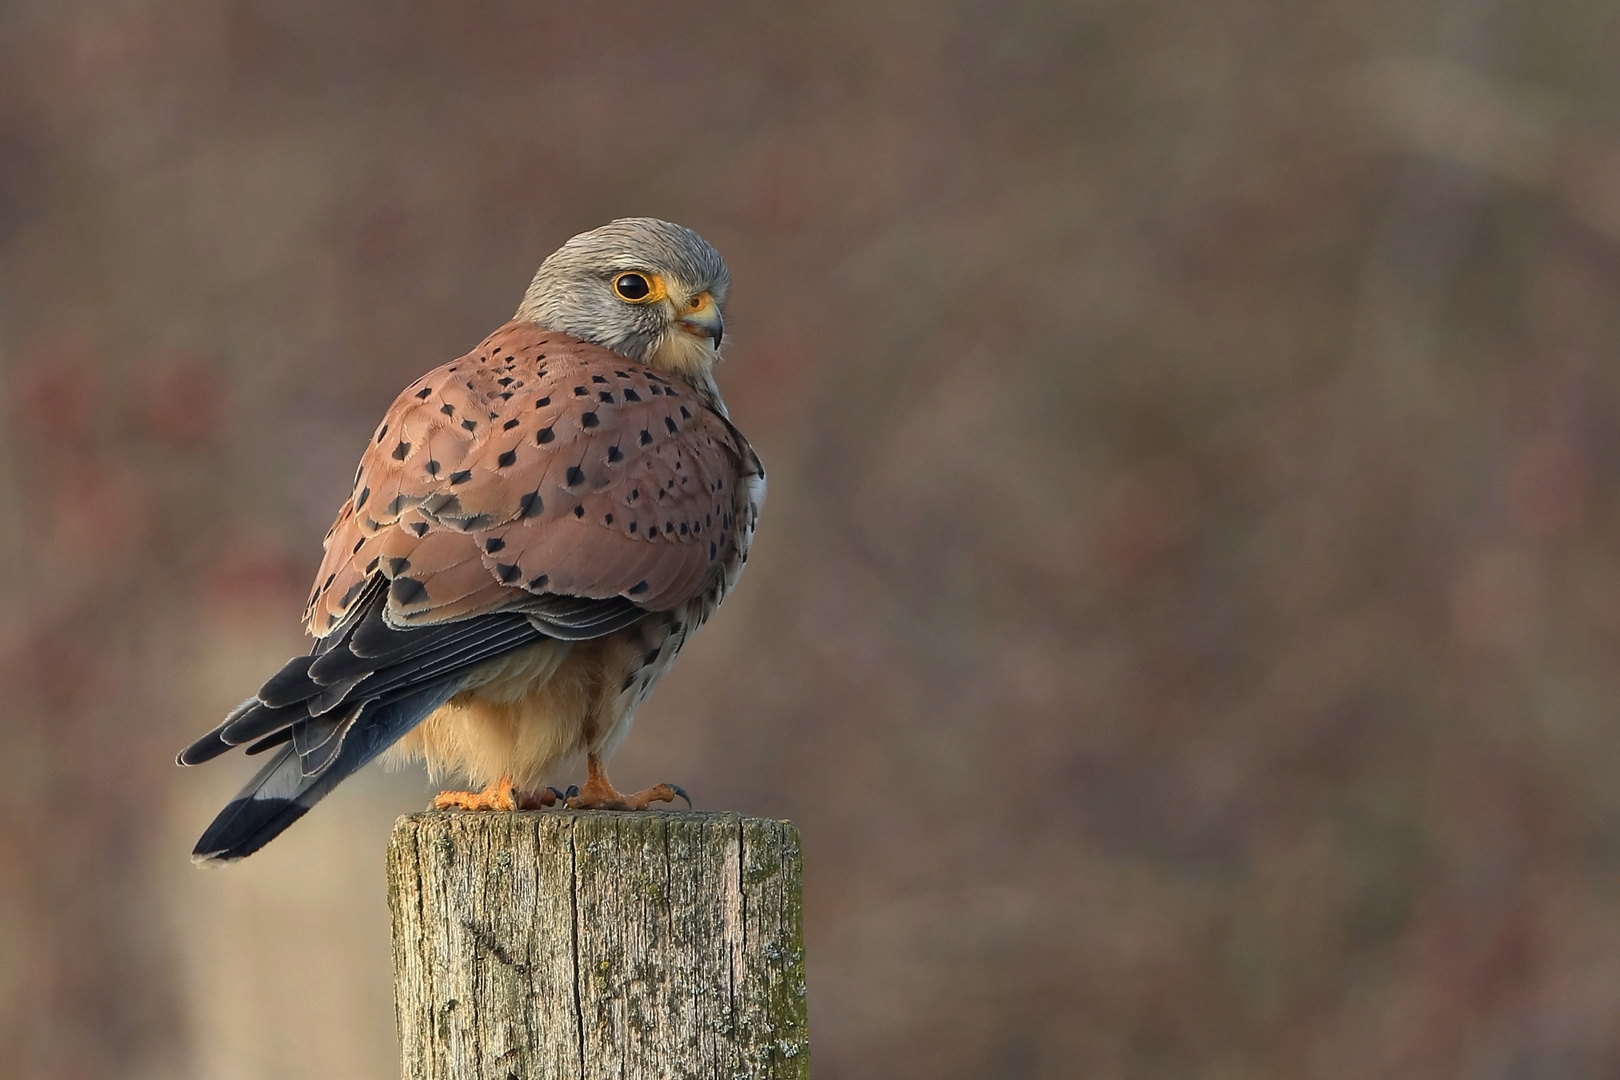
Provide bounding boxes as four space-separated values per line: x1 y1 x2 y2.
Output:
565 754 690 811
432 774 560 812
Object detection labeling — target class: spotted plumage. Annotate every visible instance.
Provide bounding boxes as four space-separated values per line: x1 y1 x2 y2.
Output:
179 219 764 862
307 322 752 629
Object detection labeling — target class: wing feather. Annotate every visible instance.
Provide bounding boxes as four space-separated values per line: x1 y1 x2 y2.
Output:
304 323 758 631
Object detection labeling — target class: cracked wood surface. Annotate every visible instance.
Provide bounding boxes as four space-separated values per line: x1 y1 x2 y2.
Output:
388 811 809 1080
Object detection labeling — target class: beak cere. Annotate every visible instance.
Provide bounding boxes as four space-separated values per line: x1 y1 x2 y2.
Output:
678 292 724 348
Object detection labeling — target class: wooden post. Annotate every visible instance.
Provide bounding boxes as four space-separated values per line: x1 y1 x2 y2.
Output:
387 810 809 1080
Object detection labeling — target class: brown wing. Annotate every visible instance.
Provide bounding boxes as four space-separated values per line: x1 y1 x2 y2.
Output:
304 322 753 635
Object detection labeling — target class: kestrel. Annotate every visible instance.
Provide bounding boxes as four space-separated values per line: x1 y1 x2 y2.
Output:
179 219 764 863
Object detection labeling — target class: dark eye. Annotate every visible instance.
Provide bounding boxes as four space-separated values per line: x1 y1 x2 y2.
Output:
613 273 651 301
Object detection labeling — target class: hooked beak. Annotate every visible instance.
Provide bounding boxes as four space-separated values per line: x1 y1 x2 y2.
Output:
677 291 724 348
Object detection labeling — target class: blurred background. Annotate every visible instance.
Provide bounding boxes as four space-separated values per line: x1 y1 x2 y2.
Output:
2 0 1619 1077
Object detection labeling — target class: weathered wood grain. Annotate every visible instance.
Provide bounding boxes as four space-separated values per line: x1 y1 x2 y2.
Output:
387 810 809 1080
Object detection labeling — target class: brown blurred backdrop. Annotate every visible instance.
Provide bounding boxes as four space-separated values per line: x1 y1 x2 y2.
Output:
3 1 1620 1077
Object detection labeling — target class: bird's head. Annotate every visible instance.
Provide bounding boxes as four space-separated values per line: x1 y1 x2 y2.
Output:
516 218 729 382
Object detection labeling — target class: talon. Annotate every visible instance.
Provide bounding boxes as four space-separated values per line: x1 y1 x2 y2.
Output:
668 784 691 808
565 785 580 799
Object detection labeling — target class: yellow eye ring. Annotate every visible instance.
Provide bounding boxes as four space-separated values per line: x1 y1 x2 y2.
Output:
612 271 666 304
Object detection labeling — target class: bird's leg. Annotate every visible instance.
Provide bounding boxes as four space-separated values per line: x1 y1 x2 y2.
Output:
431 774 521 811
565 753 689 811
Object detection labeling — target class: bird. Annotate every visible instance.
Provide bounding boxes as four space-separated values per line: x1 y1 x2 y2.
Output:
177 218 765 863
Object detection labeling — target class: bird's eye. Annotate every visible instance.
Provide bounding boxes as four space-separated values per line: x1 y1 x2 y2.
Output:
613 273 652 302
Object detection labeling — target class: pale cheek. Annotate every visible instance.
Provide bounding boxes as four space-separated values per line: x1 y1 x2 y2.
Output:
645 328 718 379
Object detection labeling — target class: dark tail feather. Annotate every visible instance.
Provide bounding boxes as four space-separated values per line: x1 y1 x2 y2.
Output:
190 681 458 864
176 697 259 766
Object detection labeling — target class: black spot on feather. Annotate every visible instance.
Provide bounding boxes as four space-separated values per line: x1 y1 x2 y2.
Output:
450 470 473 485
519 491 543 518
497 449 517 468
495 563 522 584
390 577 428 605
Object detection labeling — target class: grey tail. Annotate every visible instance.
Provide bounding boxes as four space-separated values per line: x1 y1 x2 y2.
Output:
190 682 458 864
